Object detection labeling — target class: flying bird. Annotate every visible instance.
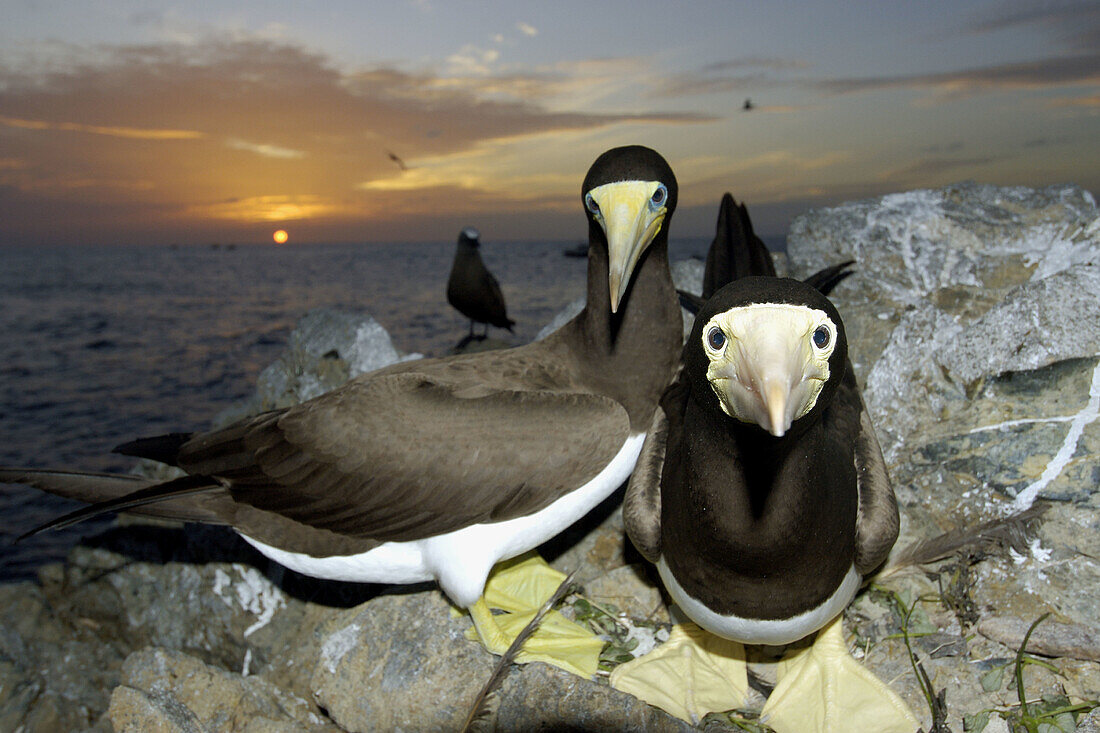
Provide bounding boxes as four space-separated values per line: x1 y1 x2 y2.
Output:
3 145 685 669
386 150 408 171
623 227 917 730
742 98 753 111
446 227 515 343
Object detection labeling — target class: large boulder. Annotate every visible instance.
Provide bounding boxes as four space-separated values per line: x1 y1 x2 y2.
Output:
788 182 1100 729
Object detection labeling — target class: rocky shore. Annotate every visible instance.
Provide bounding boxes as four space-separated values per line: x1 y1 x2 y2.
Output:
2 182 1098 732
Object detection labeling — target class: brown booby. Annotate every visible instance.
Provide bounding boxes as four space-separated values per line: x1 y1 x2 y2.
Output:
2 145 684 666
621 232 918 730
446 226 515 341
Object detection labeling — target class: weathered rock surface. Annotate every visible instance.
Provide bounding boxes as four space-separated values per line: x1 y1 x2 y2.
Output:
3 182 1099 732
215 308 421 425
109 647 334 733
789 181 1100 730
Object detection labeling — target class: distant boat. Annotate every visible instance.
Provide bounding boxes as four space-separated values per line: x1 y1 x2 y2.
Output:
562 242 588 258
743 98 754 111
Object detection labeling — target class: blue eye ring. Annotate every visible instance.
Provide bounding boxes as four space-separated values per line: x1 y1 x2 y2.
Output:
706 326 726 351
649 184 668 210
812 325 831 349
585 193 600 216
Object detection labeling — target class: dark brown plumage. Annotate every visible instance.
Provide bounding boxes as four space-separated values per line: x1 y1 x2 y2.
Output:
3 145 684 611
447 227 515 339
624 239 898 643
702 193 774 300
680 193 852 313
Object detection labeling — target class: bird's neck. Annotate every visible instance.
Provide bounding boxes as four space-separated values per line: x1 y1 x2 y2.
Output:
574 229 682 430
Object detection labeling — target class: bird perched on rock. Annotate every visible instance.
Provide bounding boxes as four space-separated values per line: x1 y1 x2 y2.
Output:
2 145 685 674
618 224 918 732
446 227 515 345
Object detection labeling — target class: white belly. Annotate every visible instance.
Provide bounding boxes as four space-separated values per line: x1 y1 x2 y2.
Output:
657 558 861 646
239 433 646 608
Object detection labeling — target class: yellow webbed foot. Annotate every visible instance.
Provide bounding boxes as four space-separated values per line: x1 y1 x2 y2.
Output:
609 623 748 725
761 616 920 733
463 553 604 679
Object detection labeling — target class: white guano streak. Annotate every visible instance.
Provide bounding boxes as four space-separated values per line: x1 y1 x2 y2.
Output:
1011 355 1100 512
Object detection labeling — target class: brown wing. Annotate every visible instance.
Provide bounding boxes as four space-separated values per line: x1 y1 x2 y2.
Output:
623 405 667 563
852 398 900 574
177 367 630 543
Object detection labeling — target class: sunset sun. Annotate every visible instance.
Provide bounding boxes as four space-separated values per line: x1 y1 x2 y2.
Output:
272 229 289 244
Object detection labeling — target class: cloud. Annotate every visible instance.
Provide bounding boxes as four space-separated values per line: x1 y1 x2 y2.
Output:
190 194 335 222
816 53 1100 98
649 56 810 98
226 138 306 159
445 44 501 75
880 156 996 184
966 1 1100 37
0 114 204 140
516 22 538 37
699 57 811 74
964 1 1100 56
1046 93 1100 108
920 141 965 155
1022 136 1070 148
0 37 712 243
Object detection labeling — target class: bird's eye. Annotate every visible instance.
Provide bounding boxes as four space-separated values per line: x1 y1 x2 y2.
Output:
707 326 726 351
812 325 831 349
649 184 667 209
585 193 600 215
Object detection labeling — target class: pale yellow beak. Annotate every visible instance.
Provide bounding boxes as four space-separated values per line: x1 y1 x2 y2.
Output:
587 180 667 313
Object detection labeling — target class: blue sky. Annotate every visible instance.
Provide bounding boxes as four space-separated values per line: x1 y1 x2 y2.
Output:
1 0 1096 244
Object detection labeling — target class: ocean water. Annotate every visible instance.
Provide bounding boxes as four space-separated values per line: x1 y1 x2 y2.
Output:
0 237 715 581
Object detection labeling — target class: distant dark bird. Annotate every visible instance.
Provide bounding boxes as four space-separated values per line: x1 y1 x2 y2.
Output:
742 98 753 111
446 227 515 343
386 150 408 171
624 220 915 729
2 145 685 668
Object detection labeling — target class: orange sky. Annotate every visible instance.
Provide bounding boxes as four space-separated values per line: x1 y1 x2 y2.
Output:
1 3 1097 245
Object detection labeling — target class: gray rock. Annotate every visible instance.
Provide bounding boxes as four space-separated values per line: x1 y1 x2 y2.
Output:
310 590 492 731
937 264 1100 385
110 647 334 732
216 308 421 424
671 257 705 293
788 182 1100 730
309 586 692 732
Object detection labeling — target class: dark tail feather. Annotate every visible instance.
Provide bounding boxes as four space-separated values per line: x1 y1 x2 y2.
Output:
701 193 776 299
16 474 221 541
677 290 705 314
802 260 855 296
887 502 1049 571
114 432 194 467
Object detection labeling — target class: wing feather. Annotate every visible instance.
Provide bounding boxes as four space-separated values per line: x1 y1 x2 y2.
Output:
623 405 668 563
178 368 630 542
852 400 900 574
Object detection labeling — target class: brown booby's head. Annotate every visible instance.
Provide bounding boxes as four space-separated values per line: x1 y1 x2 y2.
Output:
582 146 677 313
684 276 848 437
